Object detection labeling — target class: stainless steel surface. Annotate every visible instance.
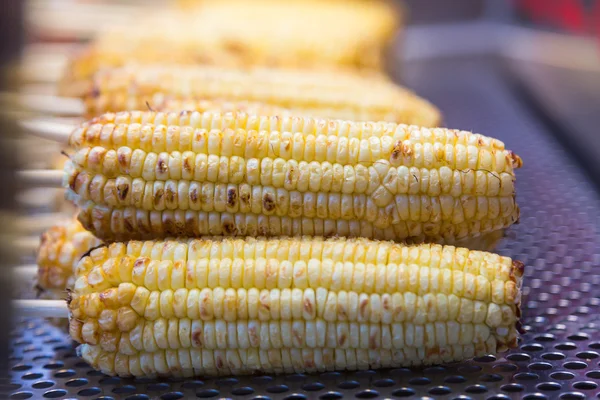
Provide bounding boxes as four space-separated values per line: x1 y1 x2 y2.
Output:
6 55 600 399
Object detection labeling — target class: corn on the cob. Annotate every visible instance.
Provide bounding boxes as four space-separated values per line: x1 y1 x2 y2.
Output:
80 65 439 126
37 219 103 299
64 110 522 243
59 0 398 95
69 236 523 377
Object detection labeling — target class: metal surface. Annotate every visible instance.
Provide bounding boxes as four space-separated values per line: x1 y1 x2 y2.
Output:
6 56 600 399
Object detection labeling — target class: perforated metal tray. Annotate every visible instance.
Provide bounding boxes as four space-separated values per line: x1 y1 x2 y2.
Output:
6 56 600 400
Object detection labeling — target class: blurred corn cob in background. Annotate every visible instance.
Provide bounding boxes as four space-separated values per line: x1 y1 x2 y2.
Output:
63 110 522 243
59 0 399 95
70 236 523 377
37 218 102 301
73 65 440 126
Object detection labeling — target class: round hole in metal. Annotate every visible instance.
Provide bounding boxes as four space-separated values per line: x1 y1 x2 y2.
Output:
428 386 451 395
42 389 67 398
556 343 578 351
147 383 170 392
535 334 556 342
473 355 496 363
318 371 342 380
338 381 359 389
78 388 101 397
514 372 539 381
529 362 553 371
281 395 307 400
522 343 544 351
160 393 184 400
587 370 600 379
319 393 342 400
196 389 219 398
465 385 488 394
266 385 289 394
215 377 238 386
231 387 254 396
572 381 598 390
445 375 466 383
391 388 415 397
507 353 531 362
564 361 588 370
567 333 589 341
537 382 561 391
559 393 586 400
372 379 394 388
53 369 75 378
551 371 575 380
542 352 566 360
10 392 33 400
500 384 524 392
21 373 42 380
522 395 548 400
408 377 430 385
124 396 150 400
355 390 379 398
42 363 63 370
302 383 325 392
32 381 54 389
65 378 88 387
577 351 600 360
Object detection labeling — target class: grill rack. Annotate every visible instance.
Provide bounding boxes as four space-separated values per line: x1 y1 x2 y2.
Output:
6 54 600 400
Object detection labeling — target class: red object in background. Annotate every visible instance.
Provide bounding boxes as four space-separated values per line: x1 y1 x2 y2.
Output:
516 0 597 36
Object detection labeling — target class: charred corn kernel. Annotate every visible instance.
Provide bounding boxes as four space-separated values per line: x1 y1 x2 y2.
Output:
65 111 521 243
83 64 440 126
60 0 399 96
69 236 523 377
36 218 103 300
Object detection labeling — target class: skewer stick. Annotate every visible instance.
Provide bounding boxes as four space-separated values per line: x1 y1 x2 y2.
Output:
12 299 69 319
20 118 72 144
19 94 85 116
17 213 70 234
15 236 42 254
12 264 38 285
17 169 63 188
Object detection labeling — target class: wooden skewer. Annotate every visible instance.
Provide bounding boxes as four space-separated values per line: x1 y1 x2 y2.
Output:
17 213 70 234
12 299 69 318
12 264 38 284
15 236 42 255
19 93 84 116
20 118 72 144
17 169 63 188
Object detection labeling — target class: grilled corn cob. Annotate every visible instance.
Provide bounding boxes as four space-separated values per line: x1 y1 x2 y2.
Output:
64 111 522 243
37 218 103 299
69 236 523 377
60 0 398 95
80 65 439 126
